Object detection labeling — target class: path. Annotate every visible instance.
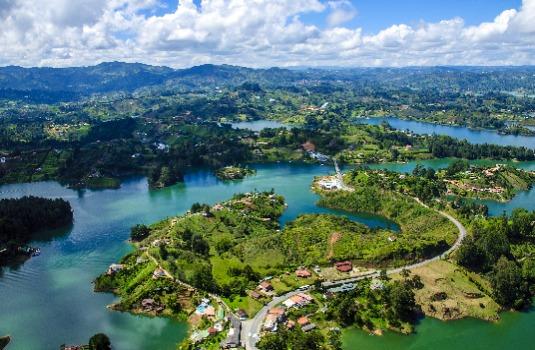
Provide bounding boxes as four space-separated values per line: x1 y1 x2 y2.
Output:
333 159 352 191
243 195 467 350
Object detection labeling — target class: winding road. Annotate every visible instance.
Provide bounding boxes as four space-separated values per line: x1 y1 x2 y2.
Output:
242 177 468 350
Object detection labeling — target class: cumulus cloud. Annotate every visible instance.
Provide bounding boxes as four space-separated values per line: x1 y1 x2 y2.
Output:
326 0 357 27
0 0 534 67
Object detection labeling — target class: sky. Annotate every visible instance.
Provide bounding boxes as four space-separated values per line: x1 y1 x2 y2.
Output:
0 0 533 68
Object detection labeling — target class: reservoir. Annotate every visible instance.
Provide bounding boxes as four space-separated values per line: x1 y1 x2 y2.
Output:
2 120 535 349
356 116 535 149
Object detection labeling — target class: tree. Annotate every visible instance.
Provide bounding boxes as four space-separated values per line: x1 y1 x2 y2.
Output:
130 224 150 241
191 264 217 292
490 256 530 309
191 234 210 256
88 333 111 350
389 281 417 322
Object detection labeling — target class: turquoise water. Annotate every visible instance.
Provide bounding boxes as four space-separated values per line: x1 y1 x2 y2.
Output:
2 139 535 348
231 120 288 131
356 116 535 148
342 308 535 350
0 163 397 350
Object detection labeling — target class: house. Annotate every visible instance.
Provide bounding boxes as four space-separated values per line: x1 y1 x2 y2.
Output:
212 203 225 211
263 314 279 331
250 290 262 299
268 307 286 320
152 267 167 279
207 327 218 336
106 263 124 275
286 320 296 329
257 281 274 293
283 293 313 308
295 268 312 278
297 316 310 327
141 298 164 313
141 298 155 308
335 261 353 273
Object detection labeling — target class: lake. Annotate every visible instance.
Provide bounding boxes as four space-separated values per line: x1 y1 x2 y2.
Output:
231 120 288 131
2 142 535 348
0 163 398 350
356 116 535 149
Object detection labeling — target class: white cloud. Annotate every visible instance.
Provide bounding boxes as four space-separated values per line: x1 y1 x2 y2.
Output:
0 0 534 67
326 0 357 27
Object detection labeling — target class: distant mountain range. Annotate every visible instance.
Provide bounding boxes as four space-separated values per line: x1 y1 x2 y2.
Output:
1 62 535 103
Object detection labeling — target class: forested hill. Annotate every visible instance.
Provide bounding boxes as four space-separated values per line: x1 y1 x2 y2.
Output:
0 196 73 265
2 63 535 103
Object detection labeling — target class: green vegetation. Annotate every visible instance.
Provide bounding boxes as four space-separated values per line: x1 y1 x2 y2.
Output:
316 173 457 265
326 276 420 334
0 336 10 350
441 161 535 201
456 210 535 309
0 196 73 266
89 333 111 350
215 166 255 180
403 260 500 321
257 325 327 350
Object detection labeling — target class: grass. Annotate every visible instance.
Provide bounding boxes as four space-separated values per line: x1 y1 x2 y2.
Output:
394 260 500 321
224 295 264 317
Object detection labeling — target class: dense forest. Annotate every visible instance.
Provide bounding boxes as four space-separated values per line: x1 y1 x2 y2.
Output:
456 209 535 309
0 196 73 266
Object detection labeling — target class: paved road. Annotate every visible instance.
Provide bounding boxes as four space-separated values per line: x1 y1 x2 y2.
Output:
242 289 307 350
243 196 468 350
333 159 352 191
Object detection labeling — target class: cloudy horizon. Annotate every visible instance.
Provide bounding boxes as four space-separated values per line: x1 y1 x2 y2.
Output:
1 0 534 68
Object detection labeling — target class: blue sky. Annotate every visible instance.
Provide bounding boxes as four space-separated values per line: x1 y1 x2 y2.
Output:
153 0 522 33
0 0 534 67
303 0 521 32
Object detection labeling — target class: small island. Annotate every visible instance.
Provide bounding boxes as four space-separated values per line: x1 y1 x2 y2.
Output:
0 336 10 350
0 196 73 267
215 166 256 181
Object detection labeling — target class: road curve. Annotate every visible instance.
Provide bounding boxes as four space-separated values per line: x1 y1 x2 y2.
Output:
243 197 468 350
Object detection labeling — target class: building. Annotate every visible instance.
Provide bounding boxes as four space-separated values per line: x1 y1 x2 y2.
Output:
152 267 167 279
268 307 286 319
257 281 274 293
295 268 312 278
106 263 124 275
335 261 353 273
327 283 356 294
283 293 313 308
297 316 310 327
263 314 279 331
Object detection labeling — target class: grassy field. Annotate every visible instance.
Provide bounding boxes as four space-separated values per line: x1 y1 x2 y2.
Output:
316 186 457 266
394 260 500 321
